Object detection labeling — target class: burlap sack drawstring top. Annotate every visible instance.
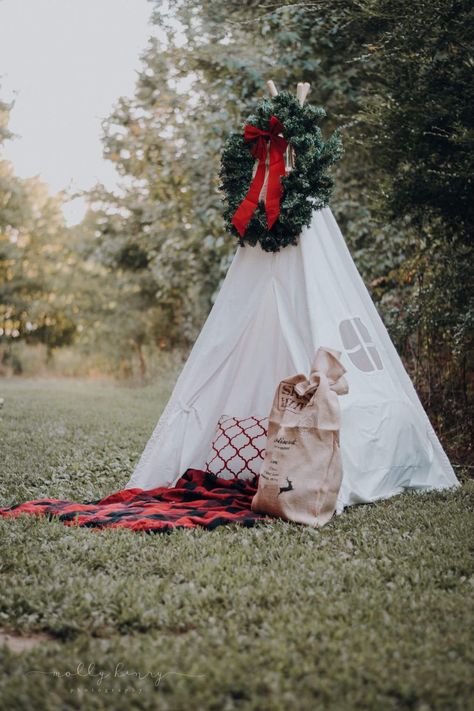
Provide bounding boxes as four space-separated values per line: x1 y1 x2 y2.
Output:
293 347 348 428
251 347 348 527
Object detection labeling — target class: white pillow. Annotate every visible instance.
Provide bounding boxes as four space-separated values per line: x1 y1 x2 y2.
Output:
205 415 268 480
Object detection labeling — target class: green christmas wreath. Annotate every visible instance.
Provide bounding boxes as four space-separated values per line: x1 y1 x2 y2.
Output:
219 91 343 253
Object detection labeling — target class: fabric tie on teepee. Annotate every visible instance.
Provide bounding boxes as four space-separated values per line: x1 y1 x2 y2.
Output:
231 115 288 237
294 347 349 430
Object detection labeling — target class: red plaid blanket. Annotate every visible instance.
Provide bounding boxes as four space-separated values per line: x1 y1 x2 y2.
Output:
0 470 268 532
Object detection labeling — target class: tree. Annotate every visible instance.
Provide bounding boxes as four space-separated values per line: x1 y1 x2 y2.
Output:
355 0 474 448
0 98 77 365
81 0 472 459
84 0 379 361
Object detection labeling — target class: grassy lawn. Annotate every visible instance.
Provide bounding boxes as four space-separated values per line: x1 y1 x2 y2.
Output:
0 377 472 711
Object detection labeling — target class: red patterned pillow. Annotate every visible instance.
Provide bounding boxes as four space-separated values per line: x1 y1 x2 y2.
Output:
205 415 268 480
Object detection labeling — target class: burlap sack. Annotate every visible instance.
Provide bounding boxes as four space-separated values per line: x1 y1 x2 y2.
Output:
251 347 348 527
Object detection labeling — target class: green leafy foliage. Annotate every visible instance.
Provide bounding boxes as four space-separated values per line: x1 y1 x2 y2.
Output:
0 94 97 367
0 2 472 457
0 160 77 362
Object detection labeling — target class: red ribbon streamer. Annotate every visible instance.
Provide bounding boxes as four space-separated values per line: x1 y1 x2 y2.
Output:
231 115 288 237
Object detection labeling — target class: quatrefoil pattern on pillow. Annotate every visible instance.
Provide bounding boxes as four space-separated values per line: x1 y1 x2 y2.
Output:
205 415 268 481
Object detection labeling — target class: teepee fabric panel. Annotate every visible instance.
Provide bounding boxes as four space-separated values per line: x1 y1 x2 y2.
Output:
311 209 458 508
126 208 459 510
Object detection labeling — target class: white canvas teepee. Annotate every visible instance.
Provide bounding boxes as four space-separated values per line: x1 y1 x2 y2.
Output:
127 79 459 508
126 206 459 508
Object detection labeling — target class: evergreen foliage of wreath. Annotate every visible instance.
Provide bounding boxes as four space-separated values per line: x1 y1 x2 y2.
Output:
220 91 343 252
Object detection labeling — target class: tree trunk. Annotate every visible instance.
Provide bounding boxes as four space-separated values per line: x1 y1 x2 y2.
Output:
133 340 147 379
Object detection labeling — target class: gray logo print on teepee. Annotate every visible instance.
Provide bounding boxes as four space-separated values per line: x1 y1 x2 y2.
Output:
339 317 383 372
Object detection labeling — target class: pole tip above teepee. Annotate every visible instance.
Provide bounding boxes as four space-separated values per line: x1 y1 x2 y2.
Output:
267 80 310 104
266 80 278 97
297 82 310 106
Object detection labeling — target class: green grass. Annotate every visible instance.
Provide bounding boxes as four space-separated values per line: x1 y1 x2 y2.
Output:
0 378 473 711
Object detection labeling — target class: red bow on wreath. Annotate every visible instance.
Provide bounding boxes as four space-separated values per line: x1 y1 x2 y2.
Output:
231 115 288 237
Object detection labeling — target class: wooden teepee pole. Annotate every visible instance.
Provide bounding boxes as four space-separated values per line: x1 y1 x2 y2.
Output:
267 80 278 97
